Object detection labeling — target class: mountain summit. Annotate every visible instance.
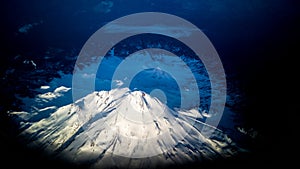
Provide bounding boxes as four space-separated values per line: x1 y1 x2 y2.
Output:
18 87 240 169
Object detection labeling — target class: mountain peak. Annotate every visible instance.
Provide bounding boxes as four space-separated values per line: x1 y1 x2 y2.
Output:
19 87 240 168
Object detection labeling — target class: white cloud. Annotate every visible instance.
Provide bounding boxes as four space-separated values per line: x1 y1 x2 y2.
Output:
103 23 198 38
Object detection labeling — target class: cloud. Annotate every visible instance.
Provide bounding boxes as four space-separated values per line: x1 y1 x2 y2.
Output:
18 20 43 34
93 0 114 13
103 23 199 38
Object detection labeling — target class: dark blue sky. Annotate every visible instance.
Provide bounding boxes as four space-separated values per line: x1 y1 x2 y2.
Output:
1 0 298 71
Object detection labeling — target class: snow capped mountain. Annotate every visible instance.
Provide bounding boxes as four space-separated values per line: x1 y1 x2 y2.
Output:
6 48 247 169
15 86 240 169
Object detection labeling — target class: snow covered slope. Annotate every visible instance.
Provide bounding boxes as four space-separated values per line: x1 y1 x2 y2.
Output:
7 51 244 168
15 87 241 169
